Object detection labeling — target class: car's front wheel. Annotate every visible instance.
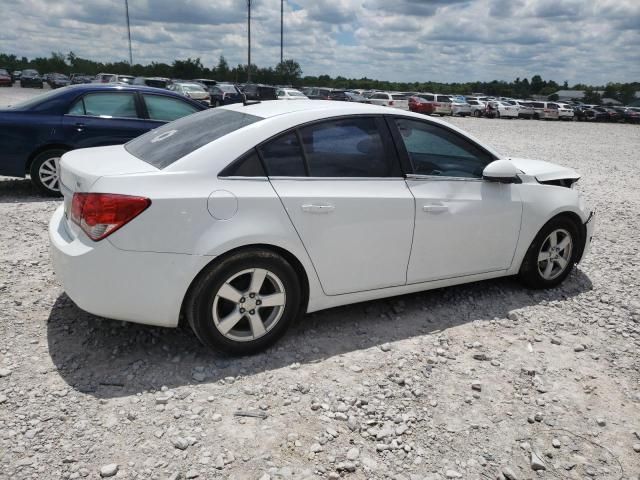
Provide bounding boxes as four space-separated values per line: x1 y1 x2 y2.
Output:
519 216 580 289
29 148 67 196
186 249 302 355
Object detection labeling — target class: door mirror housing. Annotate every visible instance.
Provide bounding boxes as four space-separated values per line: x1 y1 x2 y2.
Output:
482 160 520 184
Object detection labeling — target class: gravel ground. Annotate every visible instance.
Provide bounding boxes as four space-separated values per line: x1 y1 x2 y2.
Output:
1 87 639 480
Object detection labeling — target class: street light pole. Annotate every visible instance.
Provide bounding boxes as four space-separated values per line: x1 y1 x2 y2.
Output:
280 0 284 64
125 0 133 65
247 0 252 83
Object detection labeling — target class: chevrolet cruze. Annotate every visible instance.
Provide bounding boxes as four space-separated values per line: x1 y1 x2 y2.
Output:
50 101 595 354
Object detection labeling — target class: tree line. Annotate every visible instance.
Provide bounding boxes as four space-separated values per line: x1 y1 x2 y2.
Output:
1 51 637 104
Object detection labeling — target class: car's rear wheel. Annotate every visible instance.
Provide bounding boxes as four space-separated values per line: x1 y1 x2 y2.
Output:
473 110 481 117
186 249 302 355
519 216 580 289
29 148 67 196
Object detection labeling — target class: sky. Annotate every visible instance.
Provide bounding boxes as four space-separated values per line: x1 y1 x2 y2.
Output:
0 0 639 85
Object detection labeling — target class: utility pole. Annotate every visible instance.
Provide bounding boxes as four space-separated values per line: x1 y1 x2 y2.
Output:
125 0 133 65
247 0 252 83
280 0 284 64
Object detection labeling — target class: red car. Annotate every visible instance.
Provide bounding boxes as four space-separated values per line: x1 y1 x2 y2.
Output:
0 69 12 87
408 96 435 115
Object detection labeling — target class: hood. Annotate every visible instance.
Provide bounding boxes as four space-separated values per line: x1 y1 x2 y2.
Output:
508 157 580 182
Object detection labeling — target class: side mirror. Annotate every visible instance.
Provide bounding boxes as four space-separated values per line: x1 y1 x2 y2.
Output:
482 160 520 184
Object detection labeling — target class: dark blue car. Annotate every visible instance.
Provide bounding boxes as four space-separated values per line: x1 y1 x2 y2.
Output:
0 84 206 194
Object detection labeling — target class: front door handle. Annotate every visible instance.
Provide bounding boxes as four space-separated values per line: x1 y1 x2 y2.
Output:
75 122 86 132
423 204 448 214
302 204 335 214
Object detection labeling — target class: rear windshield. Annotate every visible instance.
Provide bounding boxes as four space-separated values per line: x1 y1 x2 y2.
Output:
126 108 263 169
392 94 407 100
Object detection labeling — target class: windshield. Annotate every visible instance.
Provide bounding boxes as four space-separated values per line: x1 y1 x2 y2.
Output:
219 84 238 93
126 108 263 169
23 69 38 76
287 90 305 97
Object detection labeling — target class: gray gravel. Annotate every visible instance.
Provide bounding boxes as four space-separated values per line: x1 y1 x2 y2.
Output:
1 87 639 479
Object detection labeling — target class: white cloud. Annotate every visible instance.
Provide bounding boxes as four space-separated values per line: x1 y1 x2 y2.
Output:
0 0 638 84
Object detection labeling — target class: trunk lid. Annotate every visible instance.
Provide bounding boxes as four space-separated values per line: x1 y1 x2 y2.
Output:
508 157 580 182
60 145 158 194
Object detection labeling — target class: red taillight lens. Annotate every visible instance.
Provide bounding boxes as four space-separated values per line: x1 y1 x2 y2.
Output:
71 193 151 241
389 100 394 106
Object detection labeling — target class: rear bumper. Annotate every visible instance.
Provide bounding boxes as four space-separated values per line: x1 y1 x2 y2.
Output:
49 205 213 328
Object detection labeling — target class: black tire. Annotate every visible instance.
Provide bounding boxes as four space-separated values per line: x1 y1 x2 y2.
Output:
29 148 67 196
518 216 580 289
186 249 302 355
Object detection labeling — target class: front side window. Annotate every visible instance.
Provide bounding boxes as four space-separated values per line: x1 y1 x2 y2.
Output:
393 118 494 178
69 93 138 118
299 117 398 177
142 94 200 122
259 132 306 176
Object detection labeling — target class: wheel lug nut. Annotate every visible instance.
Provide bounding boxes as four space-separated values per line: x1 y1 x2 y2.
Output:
256 300 262 306
239 308 245 313
249 293 256 298
240 297 245 303
249 310 255 315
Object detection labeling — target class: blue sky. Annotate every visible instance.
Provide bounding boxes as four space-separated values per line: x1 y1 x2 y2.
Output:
0 0 638 84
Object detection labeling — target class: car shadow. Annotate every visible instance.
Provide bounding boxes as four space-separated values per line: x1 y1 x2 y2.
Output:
0 178 60 203
46 270 593 399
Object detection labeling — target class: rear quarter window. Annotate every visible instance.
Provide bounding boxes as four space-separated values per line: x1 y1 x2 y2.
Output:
125 109 262 169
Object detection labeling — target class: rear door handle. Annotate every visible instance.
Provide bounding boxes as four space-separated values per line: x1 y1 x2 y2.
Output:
75 122 86 132
423 204 448 214
302 204 335 214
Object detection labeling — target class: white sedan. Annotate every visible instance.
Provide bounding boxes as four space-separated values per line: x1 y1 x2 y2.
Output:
277 88 308 100
50 101 595 354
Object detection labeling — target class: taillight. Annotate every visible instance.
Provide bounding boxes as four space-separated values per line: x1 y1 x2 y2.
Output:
389 100 394 106
434 102 440 107
71 193 151 241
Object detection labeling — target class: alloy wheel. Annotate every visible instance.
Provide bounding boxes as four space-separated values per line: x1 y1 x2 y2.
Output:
212 268 286 342
38 156 61 192
537 229 573 280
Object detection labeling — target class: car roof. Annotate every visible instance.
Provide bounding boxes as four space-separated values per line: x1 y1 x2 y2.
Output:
60 83 180 95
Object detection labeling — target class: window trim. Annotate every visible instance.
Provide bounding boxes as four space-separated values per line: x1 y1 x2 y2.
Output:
385 115 498 179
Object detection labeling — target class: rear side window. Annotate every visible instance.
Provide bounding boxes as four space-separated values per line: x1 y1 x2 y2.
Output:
126 109 262 169
142 94 200 121
299 117 399 177
259 132 306 176
220 150 266 177
69 93 138 118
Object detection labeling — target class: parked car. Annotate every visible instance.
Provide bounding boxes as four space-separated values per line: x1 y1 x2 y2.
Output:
70 73 92 84
306 87 335 100
367 92 409 110
194 79 217 90
552 103 575 121
0 84 206 194
93 73 117 83
0 68 12 87
449 96 472 116
467 99 486 117
529 102 559 120
242 84 278 101
419 94 452 116
408 96 436 115
276 88 308 100
209 83 244 107
509 100 534 119
20 69 44 88
594 106 622 122
614 106 640 124
344 91 368 103
48 73 70 89
485 101 518 119
132 77 170 89
169 82 211 106
574 105 607 122
49 100 595 355
12 70 22 82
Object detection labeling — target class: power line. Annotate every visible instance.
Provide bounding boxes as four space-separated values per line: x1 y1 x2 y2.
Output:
124 0 133 65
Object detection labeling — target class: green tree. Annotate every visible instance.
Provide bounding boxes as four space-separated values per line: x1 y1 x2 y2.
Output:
214 55 230 81
275 59 302 85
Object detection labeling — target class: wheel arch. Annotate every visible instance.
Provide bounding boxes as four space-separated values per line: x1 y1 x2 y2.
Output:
179 243 310 327
26 144 73 174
